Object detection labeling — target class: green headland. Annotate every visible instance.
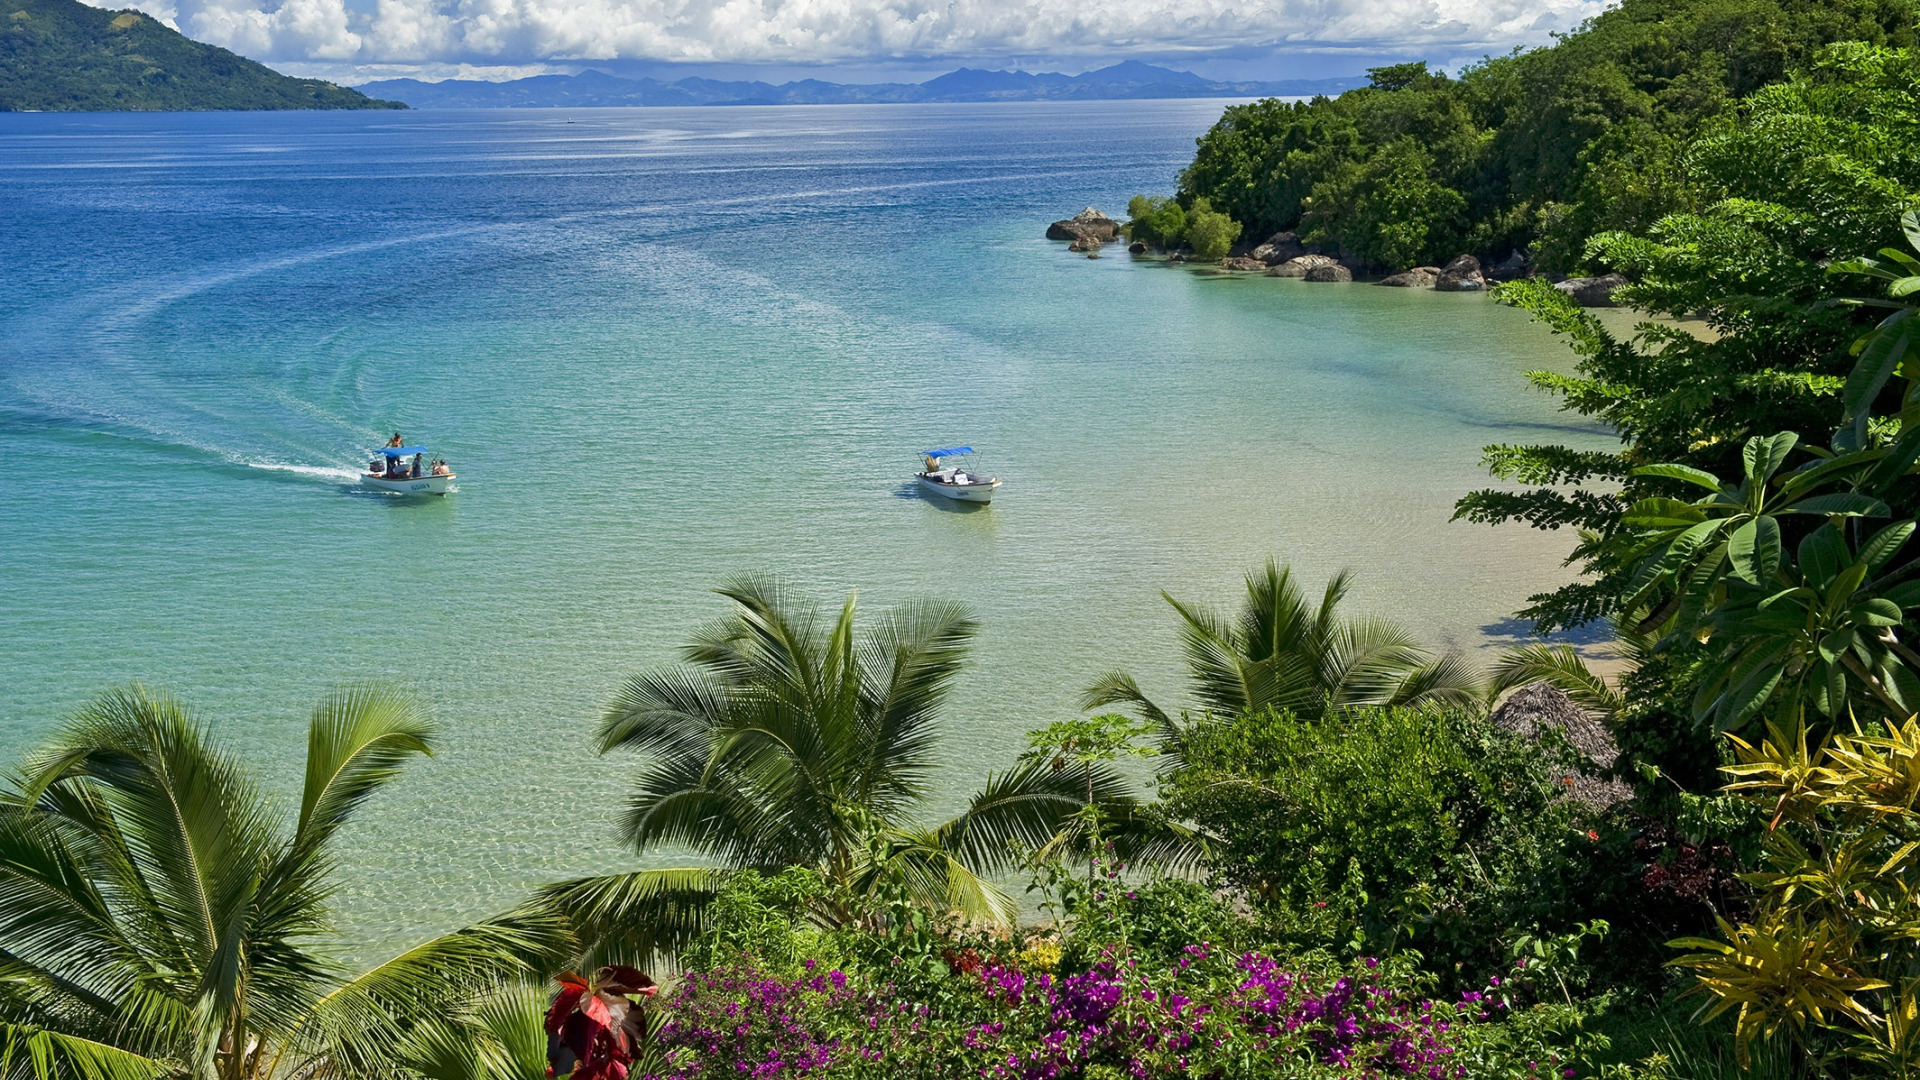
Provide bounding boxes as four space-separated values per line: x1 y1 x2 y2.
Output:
0 0 402 111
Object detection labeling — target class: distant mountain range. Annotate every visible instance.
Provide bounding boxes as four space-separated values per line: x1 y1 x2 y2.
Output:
0 0 401 111
357 61 1364 109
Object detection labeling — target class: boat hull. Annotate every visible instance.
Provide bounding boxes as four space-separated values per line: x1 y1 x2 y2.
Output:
362 473 455 495
917 475 999 503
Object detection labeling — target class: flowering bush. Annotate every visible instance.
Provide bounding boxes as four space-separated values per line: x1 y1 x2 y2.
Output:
638 945 1593 1080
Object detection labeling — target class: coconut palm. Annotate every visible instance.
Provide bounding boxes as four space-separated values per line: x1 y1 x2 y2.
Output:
1488 606 1655 718
539 575 1161 966
395 983 553 1080
0 686 567 1080
1084 560 1486 749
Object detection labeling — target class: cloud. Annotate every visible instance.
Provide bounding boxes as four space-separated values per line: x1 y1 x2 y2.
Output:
108 0 1610 75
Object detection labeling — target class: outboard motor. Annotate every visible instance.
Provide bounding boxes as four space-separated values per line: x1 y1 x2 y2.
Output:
369 457 385 477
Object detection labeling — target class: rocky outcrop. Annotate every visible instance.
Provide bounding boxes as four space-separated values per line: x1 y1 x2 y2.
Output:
1068 236 1102 253
1303 264 1353 282
1434 254 1486 292
1218 256 1267 272
1377 266 1441 288
1251 231 1311 265
1487 250 1530 280
1127 241 1148 255
1555 273 1629 307
1266 254 1339 278
1047 207 1120 243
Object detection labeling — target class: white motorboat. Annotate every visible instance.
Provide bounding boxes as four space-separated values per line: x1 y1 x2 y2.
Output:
916 446 1001 503
363 444 456 495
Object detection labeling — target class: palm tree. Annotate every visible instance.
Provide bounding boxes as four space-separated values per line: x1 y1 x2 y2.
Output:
0 686 567 1080
1085 560 1486 748
396 983 552 1080
539 575 1157 966
1489 629 1646 720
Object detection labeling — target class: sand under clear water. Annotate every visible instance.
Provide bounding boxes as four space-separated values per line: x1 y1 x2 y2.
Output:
0 101 1611 954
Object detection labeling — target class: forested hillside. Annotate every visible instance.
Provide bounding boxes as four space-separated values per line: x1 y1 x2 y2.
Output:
0 0 402 111
1173 0 1919 271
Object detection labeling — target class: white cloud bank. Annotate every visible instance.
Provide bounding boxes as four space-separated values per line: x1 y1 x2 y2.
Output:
108 0 1609 76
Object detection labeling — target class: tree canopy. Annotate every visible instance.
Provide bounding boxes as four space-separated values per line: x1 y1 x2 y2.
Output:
1171 0 1918 270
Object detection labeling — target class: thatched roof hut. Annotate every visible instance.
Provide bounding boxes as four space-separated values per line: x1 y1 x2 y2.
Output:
1487 682 1635 811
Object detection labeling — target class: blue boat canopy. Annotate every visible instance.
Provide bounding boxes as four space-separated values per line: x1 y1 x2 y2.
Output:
380 446 428 457
923 446 975 458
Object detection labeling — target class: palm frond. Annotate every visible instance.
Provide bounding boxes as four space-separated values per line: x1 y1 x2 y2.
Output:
857 597 977 803
0 809 135 1011
932 759 1135 876
868 828 1015 926
1103 812 1213 877
0 1024 169 1080
303 904 570 1070
1079 673 1173 732
598 668 729 759
294 686 435 849
394 982 549 1080
1238 559 1314 666
1325 616 1431 707
1490 644 1625 715
622 759 817 869
1167 594 1255 716
1391 652 1491 711
535 867 728 970
17 689 287 976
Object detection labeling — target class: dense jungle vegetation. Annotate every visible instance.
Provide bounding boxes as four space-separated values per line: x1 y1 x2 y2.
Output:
1160 0 1919 272
17 1 1920 1077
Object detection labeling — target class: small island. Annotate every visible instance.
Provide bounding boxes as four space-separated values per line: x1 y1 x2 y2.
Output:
0 0 403 111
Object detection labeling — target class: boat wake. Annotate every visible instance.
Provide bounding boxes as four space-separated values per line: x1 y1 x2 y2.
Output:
242 461 363 483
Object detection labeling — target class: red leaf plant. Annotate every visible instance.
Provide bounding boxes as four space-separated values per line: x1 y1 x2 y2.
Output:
547 966 657 1079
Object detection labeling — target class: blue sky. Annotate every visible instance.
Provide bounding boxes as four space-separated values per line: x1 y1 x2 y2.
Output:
93 0 1610 84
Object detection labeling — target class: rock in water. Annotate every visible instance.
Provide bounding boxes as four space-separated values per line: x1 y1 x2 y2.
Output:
1068 236 1103 253
1218 256 1267 272
1554 273 1629 306
1487 250 1530 280
1251 231 1310 265
1303 264 1353 282
1435 254 1486 292
1127 241 1148 254
1377 266 1441 288
1266 254 1339 278
1046 207 1120 243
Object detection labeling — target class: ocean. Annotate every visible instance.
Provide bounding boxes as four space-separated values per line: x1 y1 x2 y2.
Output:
0 101 1610 955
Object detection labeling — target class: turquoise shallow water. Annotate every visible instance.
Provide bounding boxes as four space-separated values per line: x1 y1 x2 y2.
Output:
0 101 1609 955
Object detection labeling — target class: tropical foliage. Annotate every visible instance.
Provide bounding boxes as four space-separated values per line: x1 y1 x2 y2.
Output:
1160 702 1614 982
0 686 563 1080
1084 560 1484 752
31 26 1920 1074
539 576 1166 966
1456 44 1920 638
1671 716 1920 1074
1149 0 1917 271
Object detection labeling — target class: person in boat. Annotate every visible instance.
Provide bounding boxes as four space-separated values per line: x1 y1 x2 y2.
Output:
925 454 940 473
387 433 405 448
410 453 423 479
431 459 450 476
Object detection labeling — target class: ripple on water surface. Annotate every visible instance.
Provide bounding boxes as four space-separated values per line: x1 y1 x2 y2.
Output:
0 102 1611 958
